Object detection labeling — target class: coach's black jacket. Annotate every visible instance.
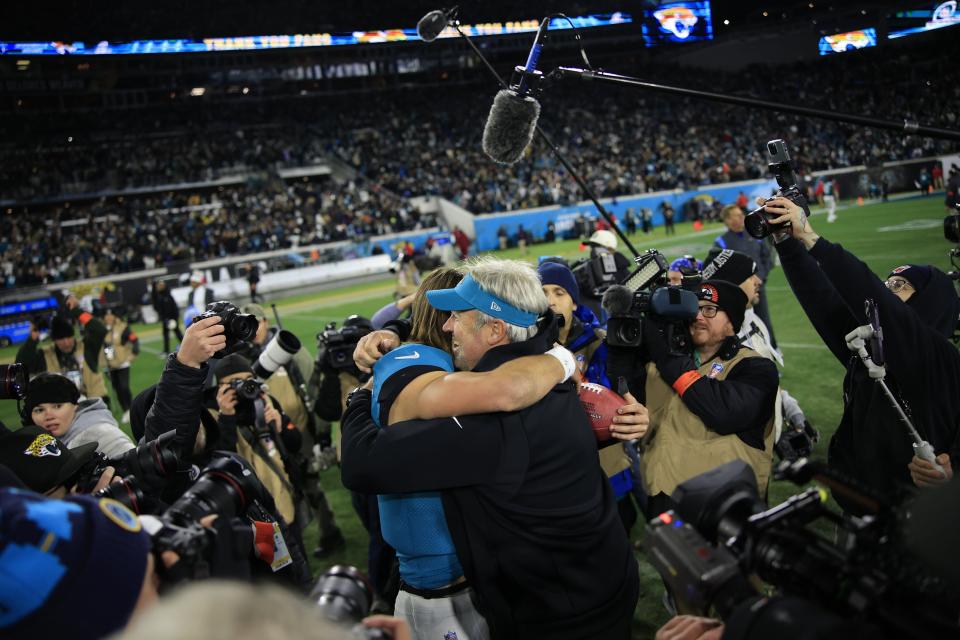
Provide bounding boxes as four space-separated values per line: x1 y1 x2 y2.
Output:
341 334 639 640
777 236 960 513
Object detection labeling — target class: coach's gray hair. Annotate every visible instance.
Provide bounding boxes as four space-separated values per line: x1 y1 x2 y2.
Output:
117 581 354 640
465 256 548 343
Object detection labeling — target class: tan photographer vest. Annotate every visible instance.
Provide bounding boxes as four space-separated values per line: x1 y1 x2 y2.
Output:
640 348 775 497
42 340 108 399
103 320 136 370
265 367 309 432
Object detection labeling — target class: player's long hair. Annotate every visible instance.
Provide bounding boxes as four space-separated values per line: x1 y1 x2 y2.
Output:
409 267 463 353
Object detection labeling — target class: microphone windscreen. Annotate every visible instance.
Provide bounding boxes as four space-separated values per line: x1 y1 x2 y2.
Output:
602 285 634 316
417 10 448 42
482 89 540 165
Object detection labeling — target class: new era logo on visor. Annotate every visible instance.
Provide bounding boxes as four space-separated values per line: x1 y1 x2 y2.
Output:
490 301 502 312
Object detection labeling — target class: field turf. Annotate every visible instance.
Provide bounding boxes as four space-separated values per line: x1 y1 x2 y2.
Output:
2 194 954 637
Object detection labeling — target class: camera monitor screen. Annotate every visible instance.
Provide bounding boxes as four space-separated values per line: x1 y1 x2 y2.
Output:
818 28 878 55
888 1 960 39
642 1 714 47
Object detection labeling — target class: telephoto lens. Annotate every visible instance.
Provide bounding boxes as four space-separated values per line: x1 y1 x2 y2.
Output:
253 329 301 379
95 475 158 515
164 454 264 524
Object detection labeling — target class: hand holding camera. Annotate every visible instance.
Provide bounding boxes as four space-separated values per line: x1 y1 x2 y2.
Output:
760 196 820 249
178 314 227 368
217 382 238 416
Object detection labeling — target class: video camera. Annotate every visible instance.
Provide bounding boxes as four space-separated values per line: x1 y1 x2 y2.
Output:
645 459 960 639
602 249 700 358
317 317 373 370
571 250 621 299
744 139 811 240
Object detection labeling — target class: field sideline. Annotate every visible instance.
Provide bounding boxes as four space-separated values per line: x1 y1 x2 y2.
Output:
2 195 955 638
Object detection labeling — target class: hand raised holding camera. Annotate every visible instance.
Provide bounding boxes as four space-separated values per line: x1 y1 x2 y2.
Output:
177 315 227 368
217 384 238 416
760 196 820 249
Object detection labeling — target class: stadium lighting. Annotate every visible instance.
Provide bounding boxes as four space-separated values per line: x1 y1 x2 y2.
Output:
190 87 206 96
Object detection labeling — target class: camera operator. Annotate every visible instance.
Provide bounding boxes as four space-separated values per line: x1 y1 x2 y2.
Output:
16 294 110 400
538 260 648 533
138 314 313 589
236 303 345 559
151 279 183 356
640 280 779 518
760 197 960 505
708 205 778 350
22 372 135 458
102 306 140 424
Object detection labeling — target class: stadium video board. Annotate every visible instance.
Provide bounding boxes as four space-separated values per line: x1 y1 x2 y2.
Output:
0 13 632 56
641 1 714 46
818 28 878 55
888 1 960 39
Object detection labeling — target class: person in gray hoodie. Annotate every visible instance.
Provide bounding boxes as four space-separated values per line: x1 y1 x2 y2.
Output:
23 373 134 459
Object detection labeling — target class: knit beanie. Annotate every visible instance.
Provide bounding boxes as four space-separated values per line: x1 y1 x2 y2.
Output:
50 315 75 340
699 279 748 332
889 264 933 293
538 261 580 306
0 489 151 640
214 353 254 383
23 373 81 423
702 250 757 285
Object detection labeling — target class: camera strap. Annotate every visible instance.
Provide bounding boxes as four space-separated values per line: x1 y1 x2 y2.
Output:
240 423 297 499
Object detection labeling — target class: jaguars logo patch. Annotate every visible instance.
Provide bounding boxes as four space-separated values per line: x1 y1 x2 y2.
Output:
98 498 142 533
24 434 62 458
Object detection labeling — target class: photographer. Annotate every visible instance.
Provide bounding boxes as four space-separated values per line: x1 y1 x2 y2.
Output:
760 197 960 506
16 294 109 400
640 280 779 518
23 372 135 458
102 306 140 424
237 303 345 559
151 279 183 355
139 314 313 589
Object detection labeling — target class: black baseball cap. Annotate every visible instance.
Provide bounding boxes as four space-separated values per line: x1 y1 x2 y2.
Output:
0 426 99 494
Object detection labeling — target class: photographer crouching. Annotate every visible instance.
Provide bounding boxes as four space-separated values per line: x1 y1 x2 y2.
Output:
758 195 960 509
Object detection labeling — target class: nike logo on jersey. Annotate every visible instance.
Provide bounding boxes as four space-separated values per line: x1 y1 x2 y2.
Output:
395 351 421 360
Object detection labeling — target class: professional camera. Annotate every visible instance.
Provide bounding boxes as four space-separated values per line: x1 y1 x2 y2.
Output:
0 363 27 400
744 139 811 239
252 329 301 379
96 474 159 516
318 316 373 370
602 249 700 354
229 377 265 402
73 430 184 495
646 459 960 638
146 454 268 578
311 565 389 639
571 250 621 298
773 420 820 462
193 301 258 357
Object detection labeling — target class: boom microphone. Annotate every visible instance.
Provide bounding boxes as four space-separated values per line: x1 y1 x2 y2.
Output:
416 7 457 43
602 284 634 317
481 17 550 165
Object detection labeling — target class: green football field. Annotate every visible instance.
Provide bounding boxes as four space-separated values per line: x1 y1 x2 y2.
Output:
3 194 955 637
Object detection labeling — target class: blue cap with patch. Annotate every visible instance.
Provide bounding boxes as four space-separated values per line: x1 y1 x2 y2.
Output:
0 488 151 639
427 274 538 327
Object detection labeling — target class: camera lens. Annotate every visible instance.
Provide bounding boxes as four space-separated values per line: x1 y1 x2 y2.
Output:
0 363 27 400
166 456 261 523
96 476 149 515
229 313 259 342
311 565 376 624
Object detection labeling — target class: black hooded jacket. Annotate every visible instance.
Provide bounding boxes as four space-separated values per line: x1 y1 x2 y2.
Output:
341 333 639 639
777 237 960 513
